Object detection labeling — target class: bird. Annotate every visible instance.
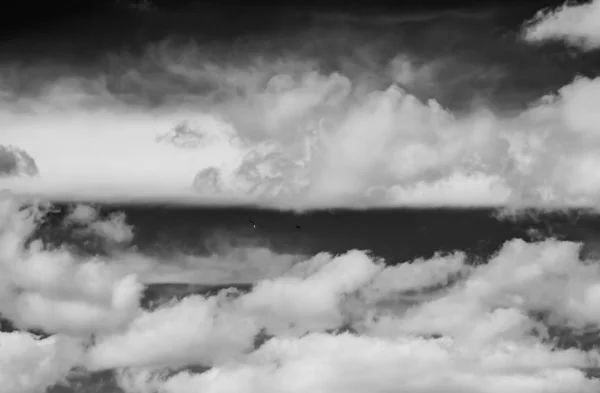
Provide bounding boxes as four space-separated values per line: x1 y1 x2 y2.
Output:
296 225 301 229
249 220 256 228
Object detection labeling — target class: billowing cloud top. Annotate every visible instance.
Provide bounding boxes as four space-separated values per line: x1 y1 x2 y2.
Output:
523 0 600 51
1 5 600 209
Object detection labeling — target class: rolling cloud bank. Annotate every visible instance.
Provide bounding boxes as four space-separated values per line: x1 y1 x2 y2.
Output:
0 1 598 209
3 190 600 392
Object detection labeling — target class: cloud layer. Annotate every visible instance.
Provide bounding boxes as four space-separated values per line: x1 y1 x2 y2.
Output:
3 191 600 392
0 5 597 209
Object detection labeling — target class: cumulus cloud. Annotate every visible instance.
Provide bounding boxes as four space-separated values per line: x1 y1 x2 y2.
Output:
0 63 597 210
109 235 600 393
0 7 597 210
4 191 600 391
522 0 600 51
115 333 599 393
0 193 144 336
85 294 259 371
236 250 383 336
0 332 83 393
65 204 135 245
0 145 38 178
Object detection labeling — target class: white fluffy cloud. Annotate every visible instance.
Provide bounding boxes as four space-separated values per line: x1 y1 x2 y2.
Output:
65 204 135 245
115 333 599 393
0 194 144 336
85 294 259 371
0 13 598 210
110 237 600 393
0 333 83 393
522 0 600 51
3 192 600 391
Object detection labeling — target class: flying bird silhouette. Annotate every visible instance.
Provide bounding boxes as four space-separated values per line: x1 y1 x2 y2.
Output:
249 220 256 228
296 225 301 229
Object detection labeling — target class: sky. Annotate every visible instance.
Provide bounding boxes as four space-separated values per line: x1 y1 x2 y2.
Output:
4 1 600 392
0 0 599 210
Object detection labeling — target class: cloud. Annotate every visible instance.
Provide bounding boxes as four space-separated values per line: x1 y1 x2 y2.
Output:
4 192 600 391
0 332 83 393
115 334 599 393
0 9 597 210
110 236 600 393
139 247 304 285
0 145 38 178
4 4 600 390
85 294 259 371
363 251 468 298
65 204 135 245
0 56 598 210
65 204 98 223
522 0 600 51
0 193 144 336
236 250 383 336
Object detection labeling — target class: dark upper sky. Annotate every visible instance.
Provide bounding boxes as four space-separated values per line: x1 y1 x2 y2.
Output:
31 204 600 266
1 0 597 114
0 0 570 48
